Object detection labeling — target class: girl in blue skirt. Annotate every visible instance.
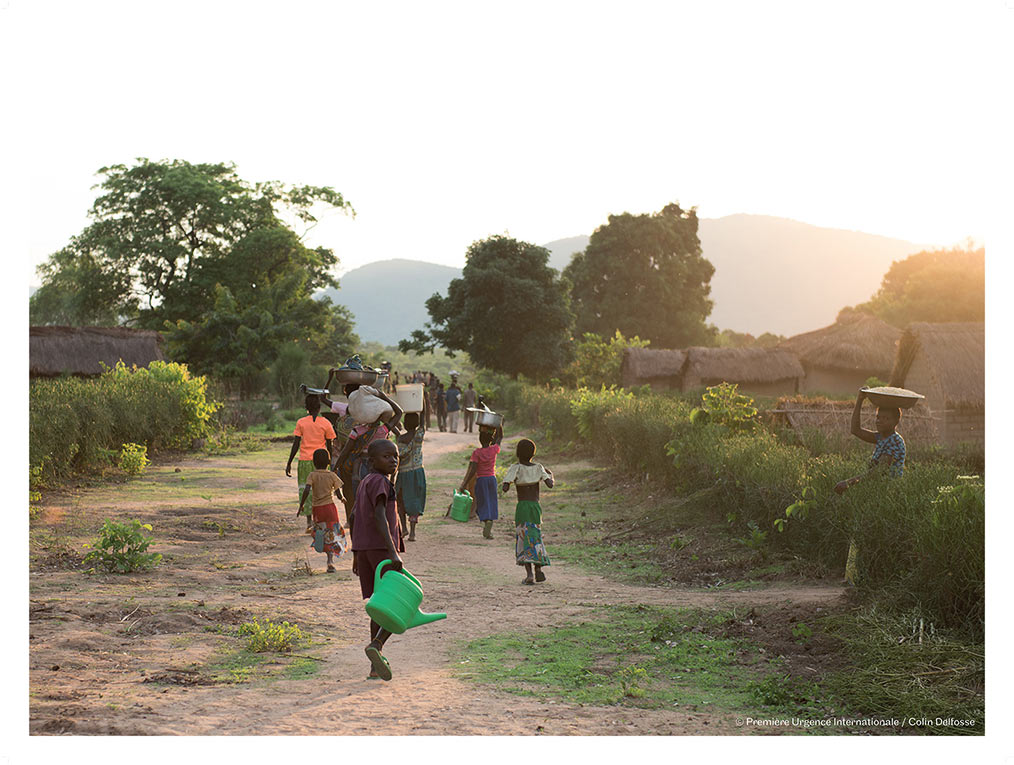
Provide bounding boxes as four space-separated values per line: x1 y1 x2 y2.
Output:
458 424 503 539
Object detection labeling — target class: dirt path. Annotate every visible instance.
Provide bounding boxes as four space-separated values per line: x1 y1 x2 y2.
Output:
29 429 842 736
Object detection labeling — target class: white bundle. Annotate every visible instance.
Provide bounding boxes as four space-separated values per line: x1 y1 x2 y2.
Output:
347 385 395 425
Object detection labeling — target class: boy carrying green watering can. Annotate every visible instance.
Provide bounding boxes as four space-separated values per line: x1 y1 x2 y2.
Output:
349 439 405 680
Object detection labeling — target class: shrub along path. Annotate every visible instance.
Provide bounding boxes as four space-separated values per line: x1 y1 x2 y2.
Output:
29 430 844 736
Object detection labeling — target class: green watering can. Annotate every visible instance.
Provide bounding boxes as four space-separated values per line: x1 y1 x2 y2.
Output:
365 559 447 634
450 490 472 522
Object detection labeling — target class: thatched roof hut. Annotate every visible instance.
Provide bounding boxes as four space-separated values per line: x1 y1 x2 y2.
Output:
779 310 901 393
30 326 166 378
620 348 686 389
681 347 803 396
889 322 984 445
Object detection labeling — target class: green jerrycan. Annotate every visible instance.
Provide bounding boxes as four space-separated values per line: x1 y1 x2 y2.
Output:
450 490 472 522
365 559 447 634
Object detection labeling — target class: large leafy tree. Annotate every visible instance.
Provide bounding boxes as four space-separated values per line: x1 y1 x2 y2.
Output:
399 235 573 379
851 245 984 327
30 158 358 393
564 203 716 347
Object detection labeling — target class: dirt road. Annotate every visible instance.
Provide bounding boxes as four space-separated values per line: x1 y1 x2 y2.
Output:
29 429 840 735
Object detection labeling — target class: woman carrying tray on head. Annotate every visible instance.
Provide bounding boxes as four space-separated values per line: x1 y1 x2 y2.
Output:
834 388 907 585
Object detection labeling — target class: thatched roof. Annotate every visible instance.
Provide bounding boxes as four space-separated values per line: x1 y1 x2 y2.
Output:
889 322 984 409
683 346 804 385
779 310 901 373
30 326 166 377
621 347 686 379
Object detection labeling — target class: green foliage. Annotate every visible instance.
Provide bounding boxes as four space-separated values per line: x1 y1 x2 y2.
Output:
852 245 984 327
563 330 649 388
29 462 45 521
354 341 478 383
565 202 716 347
699 382 758 429
715 328 785 349
118 443 150 475
237 618 305 652
489 373 982 632
400 235 574 380
864 375 887 389
30 360 219 481
83 519 162 573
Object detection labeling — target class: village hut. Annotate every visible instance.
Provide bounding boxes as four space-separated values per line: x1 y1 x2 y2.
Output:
680 347 804 397
620 348 686 390
889 322 985 446
30 326 166 378
778 309 902 395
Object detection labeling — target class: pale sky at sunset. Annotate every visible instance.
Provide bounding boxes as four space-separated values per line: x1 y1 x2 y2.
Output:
7 0 998 285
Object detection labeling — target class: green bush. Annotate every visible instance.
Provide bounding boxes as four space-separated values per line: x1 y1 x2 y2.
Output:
492 376 982 632
83 519 162 573
30 361 219 480
118 442 150 475
238 618 305 652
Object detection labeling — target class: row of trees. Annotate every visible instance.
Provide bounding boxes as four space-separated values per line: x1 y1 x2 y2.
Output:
30 159 359 396
401 203 720 380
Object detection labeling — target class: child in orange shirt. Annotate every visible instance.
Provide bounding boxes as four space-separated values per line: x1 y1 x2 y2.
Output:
286 395 337 533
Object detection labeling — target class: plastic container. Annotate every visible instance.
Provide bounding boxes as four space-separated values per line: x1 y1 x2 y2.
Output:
364 559 447 634
450 490 472 522
392 383 425 413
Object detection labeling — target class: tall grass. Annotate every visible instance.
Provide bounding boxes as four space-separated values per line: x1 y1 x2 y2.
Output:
481 373 984 636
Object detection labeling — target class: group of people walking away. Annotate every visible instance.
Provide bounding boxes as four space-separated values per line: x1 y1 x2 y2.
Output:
285 365 554 681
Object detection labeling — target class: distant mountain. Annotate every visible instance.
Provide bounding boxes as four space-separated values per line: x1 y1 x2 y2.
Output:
318 259 461 346
697 215 923 336
540 216 924 337
320 216 926 344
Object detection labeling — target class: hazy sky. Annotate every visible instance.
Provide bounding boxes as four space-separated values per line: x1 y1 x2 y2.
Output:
9 0 996 284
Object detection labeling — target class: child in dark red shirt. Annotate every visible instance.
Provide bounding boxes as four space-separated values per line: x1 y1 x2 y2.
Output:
458 424 503 539
349 439 405 681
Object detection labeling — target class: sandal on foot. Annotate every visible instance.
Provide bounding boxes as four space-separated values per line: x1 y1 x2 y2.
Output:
367 667 380 680
535 570 546 582
326 565 336 573
522 577 535 585
365 644 392 681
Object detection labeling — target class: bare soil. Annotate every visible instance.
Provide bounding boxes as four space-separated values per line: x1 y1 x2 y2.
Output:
29 429 845 736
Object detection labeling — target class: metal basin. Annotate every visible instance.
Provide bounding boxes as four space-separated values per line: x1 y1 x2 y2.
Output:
468 408 504 428
862 386 925 409
336 368 379 386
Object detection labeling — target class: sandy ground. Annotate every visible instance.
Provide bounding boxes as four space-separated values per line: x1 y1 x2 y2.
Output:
29 428 842 736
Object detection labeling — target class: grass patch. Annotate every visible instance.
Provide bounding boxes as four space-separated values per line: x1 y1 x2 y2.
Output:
205 648 272 684
552 542 670 584
284 656 323 680
457 604 827 718
820 608 984 735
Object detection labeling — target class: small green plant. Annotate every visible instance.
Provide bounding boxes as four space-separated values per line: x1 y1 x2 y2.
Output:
700 382 758 430
617 665 650 698
669 534 690 551
774 486 817 532
83 519 162 573
29 462 45 521
865 375 887 388
747 674 810 707
791 622 813 644
734 521 768 554
238 618 305 652
118 442 151 475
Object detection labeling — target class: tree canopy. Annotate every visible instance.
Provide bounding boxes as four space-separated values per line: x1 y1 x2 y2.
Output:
564 203 716 348
851 245 984 327
399 235 573 379
30 158 358 395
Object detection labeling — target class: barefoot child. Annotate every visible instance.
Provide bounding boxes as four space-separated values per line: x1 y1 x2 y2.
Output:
502 438 554 584
286 394 337 534
297 448 347 573
458 424 503 539
349 439 405 681
834 388 906 584
395 412 426 542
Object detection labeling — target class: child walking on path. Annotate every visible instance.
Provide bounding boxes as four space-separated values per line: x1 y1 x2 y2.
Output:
297 449 347 573
395 412 426 542
286 394 336 534
349 440 405 681
834 388 907 584
502 438 554 584
458 424 503 539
